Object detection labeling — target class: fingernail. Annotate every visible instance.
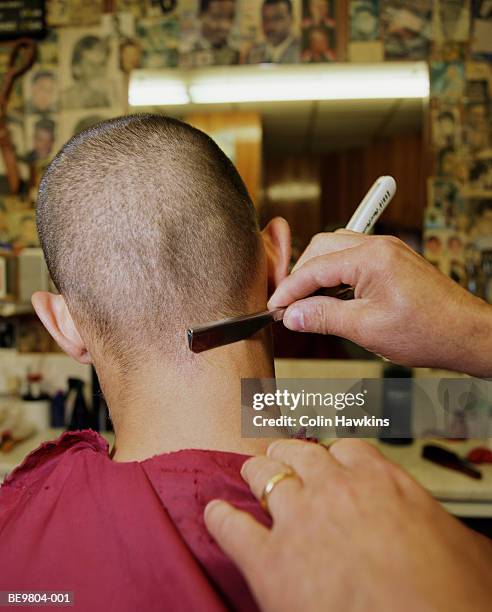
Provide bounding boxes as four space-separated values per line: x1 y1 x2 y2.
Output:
286 307 304 330
240 458 251 479
267 440 281 457
204 499 223 521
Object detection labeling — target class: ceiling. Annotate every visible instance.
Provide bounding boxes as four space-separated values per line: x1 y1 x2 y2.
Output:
135 96 424 156
245 97 424 154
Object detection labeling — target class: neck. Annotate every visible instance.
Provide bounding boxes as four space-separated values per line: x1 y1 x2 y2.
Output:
99 332 276 462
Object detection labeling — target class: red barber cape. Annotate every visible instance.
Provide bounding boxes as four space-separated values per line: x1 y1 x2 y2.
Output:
0 430 270 611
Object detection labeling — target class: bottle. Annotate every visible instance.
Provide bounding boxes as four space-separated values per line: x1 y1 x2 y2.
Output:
50 390 65 428
65 378 91 431
379 364 414 445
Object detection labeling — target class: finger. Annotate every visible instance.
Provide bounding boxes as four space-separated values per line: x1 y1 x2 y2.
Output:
204 500 269 578
282 295 367 337
290 232 367 273
328 439 426 500
268 248 364 310
267 439 342 483
241 456 303 517
329 439 387 471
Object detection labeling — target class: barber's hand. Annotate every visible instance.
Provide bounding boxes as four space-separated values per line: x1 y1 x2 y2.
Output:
268 232 492 377
205 439 492 612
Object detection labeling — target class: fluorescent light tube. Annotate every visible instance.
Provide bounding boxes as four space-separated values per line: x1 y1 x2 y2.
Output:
129 63 429 107
129 72 189 106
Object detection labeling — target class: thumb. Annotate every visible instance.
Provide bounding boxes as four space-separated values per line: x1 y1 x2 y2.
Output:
204 500 268 580
282 296 366 338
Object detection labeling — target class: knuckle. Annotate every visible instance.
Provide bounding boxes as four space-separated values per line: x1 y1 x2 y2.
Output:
368 236 399 265
390 462 421 492
251 461 275 492
331 438 373 455
379 235 402 254
312 267 327 288
309 302 330 333
310 232 328 247
268 439 293 458
381 234 401 246
333 439 385 467
300 441 330 464
241 456 259 482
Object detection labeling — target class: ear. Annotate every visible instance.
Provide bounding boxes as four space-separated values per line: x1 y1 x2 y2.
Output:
31 291 92 365
261 217 291 294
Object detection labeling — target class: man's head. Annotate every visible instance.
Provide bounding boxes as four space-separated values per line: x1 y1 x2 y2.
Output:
71 36 109 81
33 118 55 160
425 235 441 256
120 39 142 73
200 0 236 48
33 115 290 372
262 0 294 46
308 0 330 21
31 71 56 112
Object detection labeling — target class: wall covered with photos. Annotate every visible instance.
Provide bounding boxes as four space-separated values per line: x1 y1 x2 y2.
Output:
0 0 491 305
424 3 492 303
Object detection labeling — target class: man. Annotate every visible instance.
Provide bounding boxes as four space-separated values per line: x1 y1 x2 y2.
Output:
0 115 292 610
25 117 55 164
301 27 335 63
303 0 336 28
26 70 57 114
245 0 300 64
181 0 239 67
62 36 111 109
119 38 142 73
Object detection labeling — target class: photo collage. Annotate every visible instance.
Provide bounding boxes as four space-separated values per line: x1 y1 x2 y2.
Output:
424 1 492 302
0 0 349 249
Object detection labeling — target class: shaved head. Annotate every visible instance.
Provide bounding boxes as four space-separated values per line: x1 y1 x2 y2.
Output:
37 114 261 366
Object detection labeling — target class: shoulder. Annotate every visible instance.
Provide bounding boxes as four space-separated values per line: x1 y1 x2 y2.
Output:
0 430 108 517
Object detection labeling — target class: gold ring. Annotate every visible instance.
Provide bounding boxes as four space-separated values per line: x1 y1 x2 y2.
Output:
261 468 296 512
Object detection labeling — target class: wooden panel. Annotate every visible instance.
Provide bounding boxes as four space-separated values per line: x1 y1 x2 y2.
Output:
321 132 427 231
262 156 321 253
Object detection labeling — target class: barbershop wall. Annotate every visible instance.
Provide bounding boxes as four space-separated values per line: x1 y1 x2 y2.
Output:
0 1 491 359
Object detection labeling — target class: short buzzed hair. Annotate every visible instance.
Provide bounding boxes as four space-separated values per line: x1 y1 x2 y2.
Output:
37 114 260 366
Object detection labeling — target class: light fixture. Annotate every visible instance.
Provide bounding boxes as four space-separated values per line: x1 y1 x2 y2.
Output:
129 62 429 107
129 73 190 106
